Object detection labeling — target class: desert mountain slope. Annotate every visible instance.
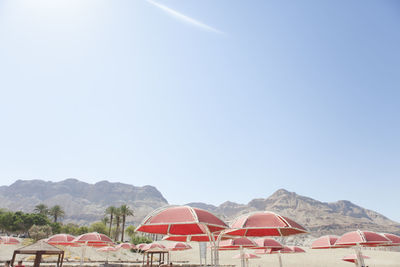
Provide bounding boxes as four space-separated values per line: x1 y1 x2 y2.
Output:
0 179 168 225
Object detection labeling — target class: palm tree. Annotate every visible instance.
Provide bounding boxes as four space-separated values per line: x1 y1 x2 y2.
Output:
119 205 134 242
48 205 65 223
34 204 48 215
105 206 116 237
114 207 122 241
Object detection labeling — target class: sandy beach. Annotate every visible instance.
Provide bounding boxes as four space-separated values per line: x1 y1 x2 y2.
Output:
2 241 400 267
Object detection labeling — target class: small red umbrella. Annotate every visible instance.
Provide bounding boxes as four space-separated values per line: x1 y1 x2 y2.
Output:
141 243 166 251
136 206 228 235
0 236 20 245
342 254 370 264
73 232 114 247
226 211 307 237
336 230 390 267
335 230 391 247
253 238 283 250
166 242 192 251
47 234 78 246
311 235 342 249
116 243 136 250
216 238 257 250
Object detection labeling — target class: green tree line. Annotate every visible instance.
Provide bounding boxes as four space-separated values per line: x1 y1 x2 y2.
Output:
0 203 152 244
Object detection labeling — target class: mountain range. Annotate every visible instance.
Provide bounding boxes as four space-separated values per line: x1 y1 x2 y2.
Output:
1 179 399 239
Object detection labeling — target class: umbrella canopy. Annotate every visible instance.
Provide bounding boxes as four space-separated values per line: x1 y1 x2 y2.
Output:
253 238 283 250
311 235 342 249
217 238 257 250
380 233 400 246
335 230 391 247
73 232 114 247
97 246 118 252
141 243 166 251
342 254 370 263
116 243 136 250
0 236 20 245
136 206 228 235
226 211 307 237
232 253 260 259
47 234 78 246
166 242 192 251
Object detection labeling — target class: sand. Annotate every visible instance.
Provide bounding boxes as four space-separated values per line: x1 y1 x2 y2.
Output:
2 241 400 267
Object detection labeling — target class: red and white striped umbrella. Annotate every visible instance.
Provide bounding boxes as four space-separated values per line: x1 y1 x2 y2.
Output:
311 235 342 249
226 211 307 237
216 237 257 250
335 230 391 247
253 238 283 250
47 234 78 246
73 232 114 247
0 236 20 245
141 243 166 251
136 206 228 236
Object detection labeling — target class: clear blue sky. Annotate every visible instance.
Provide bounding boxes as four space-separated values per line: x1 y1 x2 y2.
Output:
1 0 399 221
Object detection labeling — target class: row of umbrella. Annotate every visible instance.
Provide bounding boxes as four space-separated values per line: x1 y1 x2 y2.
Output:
135 205 400 267
311 230 400 267
135 205 308 267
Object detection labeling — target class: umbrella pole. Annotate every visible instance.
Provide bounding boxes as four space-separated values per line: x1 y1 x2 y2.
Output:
277 252 283 267
240 246 245 267
354 245 364 267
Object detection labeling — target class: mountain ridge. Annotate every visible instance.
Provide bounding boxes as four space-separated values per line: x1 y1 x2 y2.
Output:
0 179 399 238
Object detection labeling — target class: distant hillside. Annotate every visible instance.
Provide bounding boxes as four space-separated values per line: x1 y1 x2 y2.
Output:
0 179 168 225
187 189 400 240
1 179 399 243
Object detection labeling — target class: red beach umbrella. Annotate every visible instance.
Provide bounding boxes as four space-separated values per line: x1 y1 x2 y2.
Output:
136 206 228 236
380 233 400 246
311 235 343 249
335 230 391 247
0 236 20 245
253 238 283 250
116 243 136 250
47 234 78 246
166 242 191 251
141 243 166 251
217 238 257 250
73 232 114 247
342 254 370 264
226 211 307 237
